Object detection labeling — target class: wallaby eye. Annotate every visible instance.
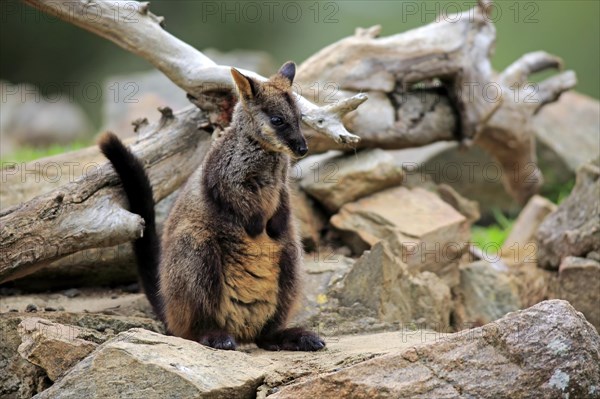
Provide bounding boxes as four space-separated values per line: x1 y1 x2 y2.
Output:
270 116 284 127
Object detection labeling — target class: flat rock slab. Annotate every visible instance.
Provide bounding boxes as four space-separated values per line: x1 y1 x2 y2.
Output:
31 328 436 399
331 186 469 275
18 318 99 381
271 300 600 399
35 329 272 399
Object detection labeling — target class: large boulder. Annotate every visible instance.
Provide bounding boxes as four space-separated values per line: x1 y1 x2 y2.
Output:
292 251 355 326
537 159 600 269
271 300 600 399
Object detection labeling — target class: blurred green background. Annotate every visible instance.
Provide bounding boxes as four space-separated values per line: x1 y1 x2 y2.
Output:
1 0 598 130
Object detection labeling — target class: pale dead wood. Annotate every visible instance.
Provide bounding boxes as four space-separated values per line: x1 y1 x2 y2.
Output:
0 107 211 283
295 9 576 203
21 0 366 145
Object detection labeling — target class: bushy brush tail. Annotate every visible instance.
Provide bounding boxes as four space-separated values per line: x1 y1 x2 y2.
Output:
98 132 163 321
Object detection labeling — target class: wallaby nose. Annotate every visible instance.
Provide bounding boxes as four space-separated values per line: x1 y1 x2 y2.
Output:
290 136 308 157
297 144 308 157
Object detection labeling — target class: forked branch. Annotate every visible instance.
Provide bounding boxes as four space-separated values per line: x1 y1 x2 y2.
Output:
22 0 365 144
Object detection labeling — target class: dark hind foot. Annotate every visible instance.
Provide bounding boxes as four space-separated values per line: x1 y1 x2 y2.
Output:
198 330 237 350
256 327 325 351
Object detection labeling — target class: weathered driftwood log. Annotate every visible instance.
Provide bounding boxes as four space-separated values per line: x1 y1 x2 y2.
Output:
0 107 211 283
1 0 576 283
296 21 576 203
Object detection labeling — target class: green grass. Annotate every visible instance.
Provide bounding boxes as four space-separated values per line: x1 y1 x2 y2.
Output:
471 178 575 255
545 179 575 205
471 208 515 255
1 140 91 165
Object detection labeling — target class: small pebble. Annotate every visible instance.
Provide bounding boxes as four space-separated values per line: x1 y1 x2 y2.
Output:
25 304 38 313
44 306 57 312
9 308 18 312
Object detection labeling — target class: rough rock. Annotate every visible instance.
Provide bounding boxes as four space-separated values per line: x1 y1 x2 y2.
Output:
558 256 600 331
537 159 600 269
289 184 326 250
255 329 448 398
458 261 520 326
17 318 99 381
435 183 480 223
292 251 354 326
0 315 49 399
331 186 470 283
501 195 557 265
300 149 404 213
0 312 161 398
533 91 600 173
508 262 559 309
36 329 271 399
271 300 600 399
335 241 451 330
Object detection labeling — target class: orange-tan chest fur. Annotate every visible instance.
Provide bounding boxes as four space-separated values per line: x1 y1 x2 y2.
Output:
216 184 284 341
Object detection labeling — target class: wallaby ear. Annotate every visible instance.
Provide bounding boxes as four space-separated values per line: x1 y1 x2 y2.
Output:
231 68 257 100
277 61 296 85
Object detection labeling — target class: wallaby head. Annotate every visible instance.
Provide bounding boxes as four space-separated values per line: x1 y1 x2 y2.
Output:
230 61 308 158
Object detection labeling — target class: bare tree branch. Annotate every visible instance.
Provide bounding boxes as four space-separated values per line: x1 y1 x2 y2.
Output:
0 107 211 283
22 0 365 144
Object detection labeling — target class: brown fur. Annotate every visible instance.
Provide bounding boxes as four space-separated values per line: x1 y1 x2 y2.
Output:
157 62 324 350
